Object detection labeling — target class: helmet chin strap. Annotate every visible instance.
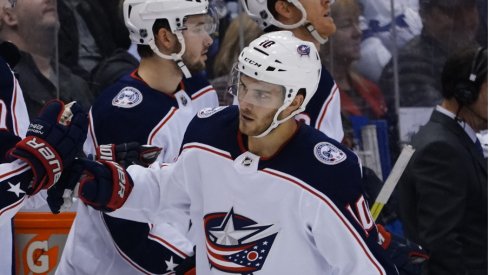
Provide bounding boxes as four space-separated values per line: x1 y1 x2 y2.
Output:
148 31 192 78
253 103 305 138
269 0 329 45
305 23 329 44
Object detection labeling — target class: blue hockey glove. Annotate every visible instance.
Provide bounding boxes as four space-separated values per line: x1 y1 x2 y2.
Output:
74 158 134 212
10 100 88 195
48 142 158 214
377 224 429 274
47 159 86 213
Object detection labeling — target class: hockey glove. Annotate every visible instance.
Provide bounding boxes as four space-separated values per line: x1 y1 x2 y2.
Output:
74 158 133 212
96 142 162 168
10 100 88 195
47 159 86 213
377 224 429 274
47 143 159 213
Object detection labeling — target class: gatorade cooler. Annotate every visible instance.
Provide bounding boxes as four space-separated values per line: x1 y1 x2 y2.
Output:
13 212 75 274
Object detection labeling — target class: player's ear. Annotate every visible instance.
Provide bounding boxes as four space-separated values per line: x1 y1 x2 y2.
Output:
283 92 304 117
154 28 178 53
1 5 18 27
291 92 304 110
274 0 296 21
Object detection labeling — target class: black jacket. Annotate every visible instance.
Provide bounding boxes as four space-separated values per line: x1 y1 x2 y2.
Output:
398 110 488 275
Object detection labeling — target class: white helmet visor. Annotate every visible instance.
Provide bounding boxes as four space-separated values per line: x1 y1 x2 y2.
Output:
180 7 219 36
228 64 286 109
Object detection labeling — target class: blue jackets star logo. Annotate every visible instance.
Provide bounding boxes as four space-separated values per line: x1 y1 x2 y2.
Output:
7 182 25 198
204 208 278 274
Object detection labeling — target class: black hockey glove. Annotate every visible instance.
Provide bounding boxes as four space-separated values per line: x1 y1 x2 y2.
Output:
95 142 162 168
48 158 133 213
377 224 429 274
47 142 159 213
75 158 133 212
10 100 88 195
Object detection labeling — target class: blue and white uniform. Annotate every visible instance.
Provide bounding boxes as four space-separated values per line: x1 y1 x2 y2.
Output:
56 70 218 275
297 67 343 142
0 57 29 275
113 106 397 274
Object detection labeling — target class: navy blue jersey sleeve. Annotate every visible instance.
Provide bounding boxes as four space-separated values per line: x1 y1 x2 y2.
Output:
0 161 32 225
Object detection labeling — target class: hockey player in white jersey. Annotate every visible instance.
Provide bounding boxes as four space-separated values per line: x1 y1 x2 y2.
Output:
0 43 30 274
241 0 344 141
0 98 87 273
0 39 88 274
51 0 219 274
59 31 398 274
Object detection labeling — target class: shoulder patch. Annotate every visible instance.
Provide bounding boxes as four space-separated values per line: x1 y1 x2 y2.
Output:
112 87 143 108
197 106 228 118
314 142 346 165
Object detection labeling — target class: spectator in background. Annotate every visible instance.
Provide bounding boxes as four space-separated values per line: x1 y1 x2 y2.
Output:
211 14 262 105
0 0 93 119
398 47 487 275
83 0 140 96
320 0 387 122
378 0 480 157
57 0 130 80
354 0 422 82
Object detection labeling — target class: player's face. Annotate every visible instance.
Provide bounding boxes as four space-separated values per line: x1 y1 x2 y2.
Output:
181 14 214 72
300 0 336 39
237 75 285 136
330 1 361 62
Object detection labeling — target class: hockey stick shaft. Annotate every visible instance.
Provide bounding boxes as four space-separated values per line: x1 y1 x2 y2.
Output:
370 145 415 221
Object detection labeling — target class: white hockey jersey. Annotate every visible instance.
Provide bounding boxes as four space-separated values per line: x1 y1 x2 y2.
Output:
297 67 344 142
56 70 218 275
0 57 29 275
112 106 398 274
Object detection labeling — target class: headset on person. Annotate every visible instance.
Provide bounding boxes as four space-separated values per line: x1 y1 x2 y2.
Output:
454 47 488 106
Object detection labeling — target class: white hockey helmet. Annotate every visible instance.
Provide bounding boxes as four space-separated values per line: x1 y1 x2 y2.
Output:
240 0 334 44
231 31 322 137
123 0 213 77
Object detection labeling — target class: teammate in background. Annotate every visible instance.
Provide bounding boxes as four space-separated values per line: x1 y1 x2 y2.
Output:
0 40 30 275
0 98 87 272
0 41 88 275
398 47 487 275
52 0 219 274
62 31 398 274
241 0 344 142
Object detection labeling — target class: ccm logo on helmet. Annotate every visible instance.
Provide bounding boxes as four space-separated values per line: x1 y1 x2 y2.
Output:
244 57 262 68
26 138 62 183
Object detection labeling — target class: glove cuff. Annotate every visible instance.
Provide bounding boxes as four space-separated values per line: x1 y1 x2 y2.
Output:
11 136 63 194
104 160 133 211
96 144 116 162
